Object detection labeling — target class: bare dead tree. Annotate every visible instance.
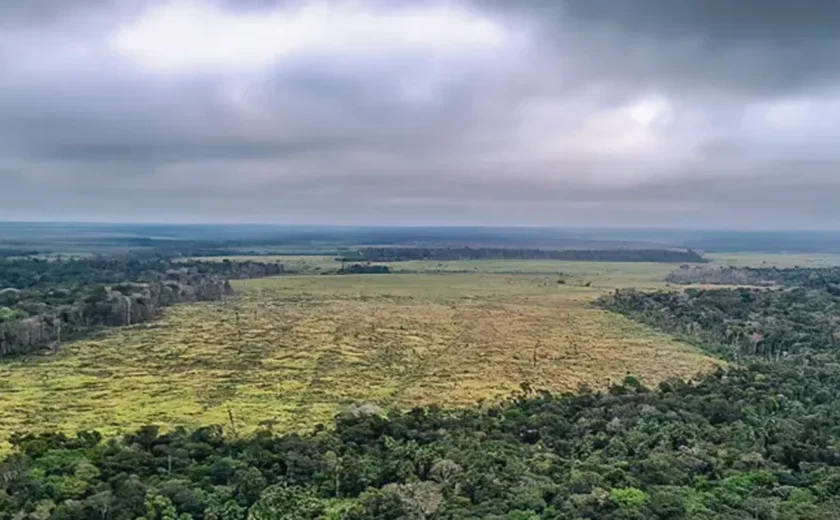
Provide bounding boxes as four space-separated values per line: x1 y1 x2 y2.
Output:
532 340 542 367
227 408 239 438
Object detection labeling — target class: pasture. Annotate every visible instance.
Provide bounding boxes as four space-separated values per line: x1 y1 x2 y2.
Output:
706 252 840 268
195 255 678 286
0 263 720 450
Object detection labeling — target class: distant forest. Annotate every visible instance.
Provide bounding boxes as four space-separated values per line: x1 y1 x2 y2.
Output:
665 265 840 289
0 257 284 357
342 247 707 263
335 263 392 275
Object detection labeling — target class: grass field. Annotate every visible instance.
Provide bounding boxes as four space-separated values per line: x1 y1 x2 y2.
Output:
706 252 840 268
195 255 677 286
0 264 721 450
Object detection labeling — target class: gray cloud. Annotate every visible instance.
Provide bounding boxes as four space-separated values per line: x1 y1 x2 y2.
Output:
523 0 840 95
1 0 840 228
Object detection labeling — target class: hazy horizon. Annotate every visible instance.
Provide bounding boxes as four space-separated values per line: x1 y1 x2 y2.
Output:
6 220 840 233
3 1 840 228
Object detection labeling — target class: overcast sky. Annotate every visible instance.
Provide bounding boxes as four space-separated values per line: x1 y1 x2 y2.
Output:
2 0 840 228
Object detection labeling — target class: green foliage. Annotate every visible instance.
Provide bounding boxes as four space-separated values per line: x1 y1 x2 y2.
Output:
610 487 648 509
203 500 246 520
599 284 840 360
0 306 25 323
143 494 193 520
248 485 324 520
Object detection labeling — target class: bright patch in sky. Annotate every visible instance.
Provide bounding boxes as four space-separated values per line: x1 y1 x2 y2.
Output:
626 95 672 127
110 1 507 72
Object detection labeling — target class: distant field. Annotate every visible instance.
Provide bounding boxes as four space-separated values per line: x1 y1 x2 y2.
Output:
391 260 676 287
0 267 720 450
195 255 676 287
706 252 840 268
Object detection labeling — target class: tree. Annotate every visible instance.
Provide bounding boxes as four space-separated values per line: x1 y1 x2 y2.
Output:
247 485 325 520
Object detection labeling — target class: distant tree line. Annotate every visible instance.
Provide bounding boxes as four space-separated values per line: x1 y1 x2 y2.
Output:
0 249 39 258
0 273 231 357
335 263 392 275
665 265 840 289
598 285 840 361
341 247 707 263
0 257 283 291
0 257 284 357
205 260 285 280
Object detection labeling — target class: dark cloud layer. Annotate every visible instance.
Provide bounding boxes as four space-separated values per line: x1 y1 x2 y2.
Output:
1 0 840 228
557 0 840 95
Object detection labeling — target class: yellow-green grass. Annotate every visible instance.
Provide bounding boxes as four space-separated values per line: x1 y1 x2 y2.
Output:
389 260 676 288
706 252 840 268
0 271 720 452
193 255 675 287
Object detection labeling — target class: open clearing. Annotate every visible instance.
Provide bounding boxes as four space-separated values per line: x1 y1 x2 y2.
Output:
0 265 720 449
195 255 678 285
706 252 840 268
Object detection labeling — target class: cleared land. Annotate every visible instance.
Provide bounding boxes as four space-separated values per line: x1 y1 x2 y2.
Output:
707 252 840 268
195 255 678 285
0 264 720 450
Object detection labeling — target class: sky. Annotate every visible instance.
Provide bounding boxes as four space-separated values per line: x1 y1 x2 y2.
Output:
1 0 840 228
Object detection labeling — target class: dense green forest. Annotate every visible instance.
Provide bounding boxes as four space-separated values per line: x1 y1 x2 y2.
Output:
343 248 707 264
0 258 284 290
598 286 840 360
5 268 840 518
0 257 284 357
